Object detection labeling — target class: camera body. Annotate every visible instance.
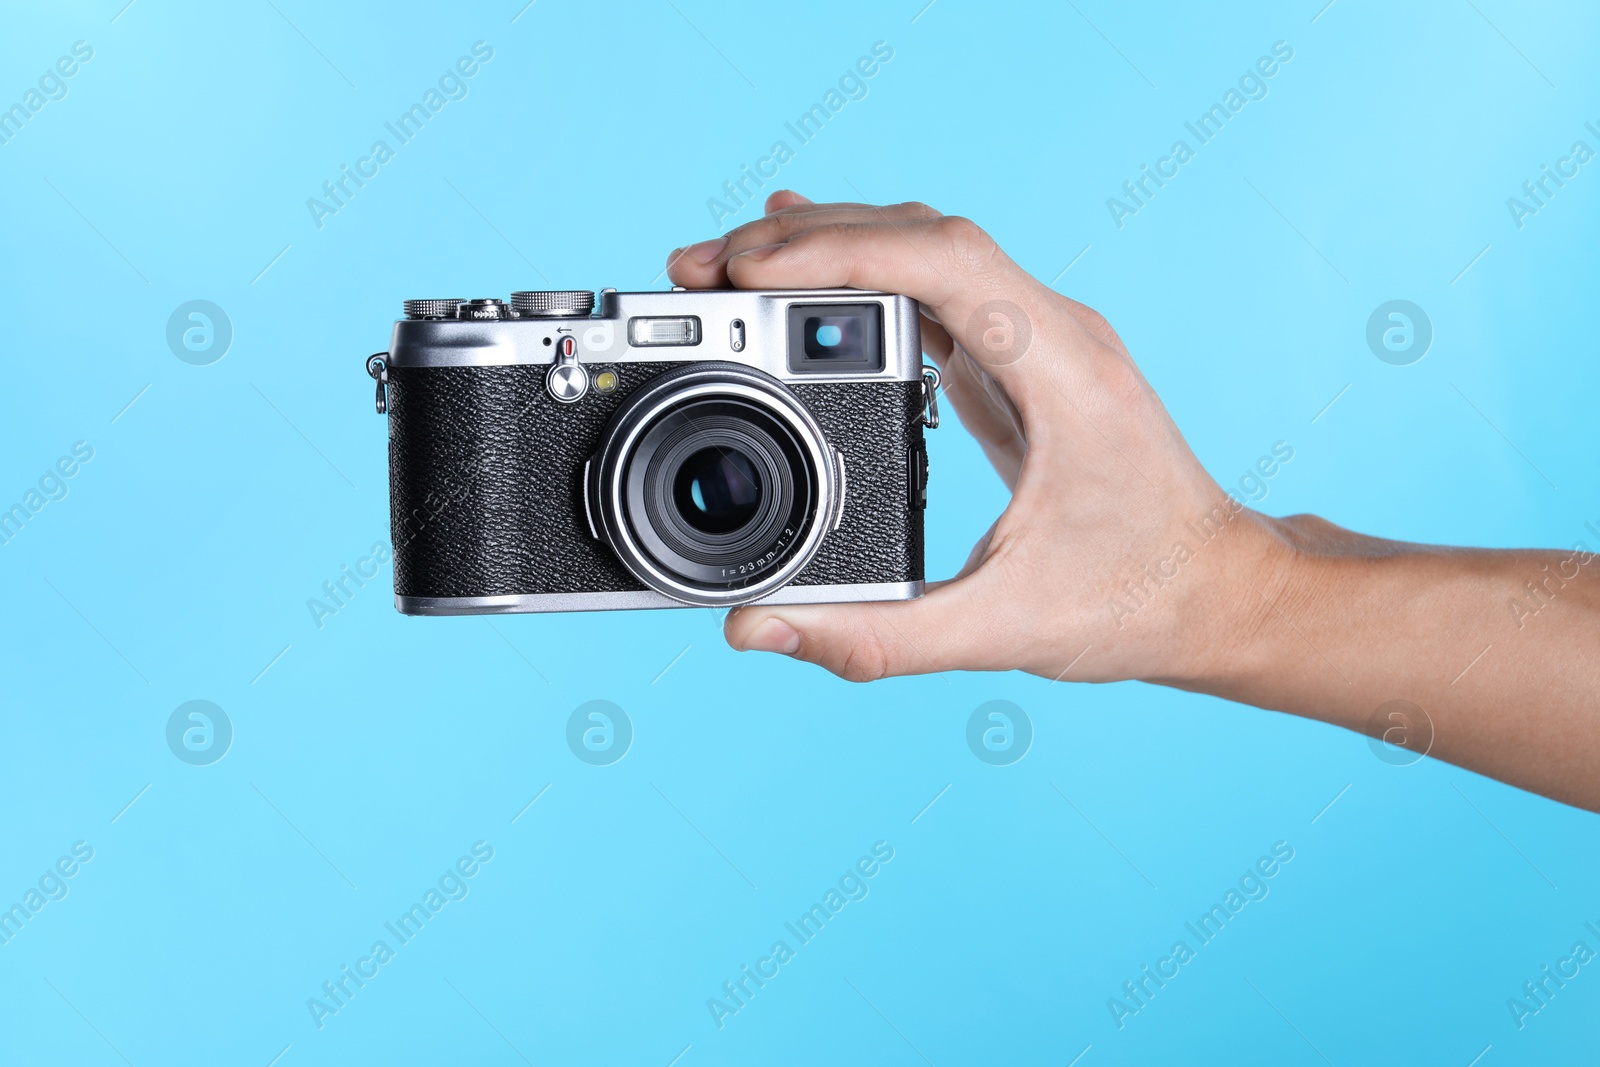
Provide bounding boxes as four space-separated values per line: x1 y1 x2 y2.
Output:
368 288 937 615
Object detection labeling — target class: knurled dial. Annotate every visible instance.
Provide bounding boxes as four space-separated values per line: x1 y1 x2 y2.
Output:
511 290 595 317
403 299 464 319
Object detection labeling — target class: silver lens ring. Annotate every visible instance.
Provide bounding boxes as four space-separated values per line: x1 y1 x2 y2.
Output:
587 363 839 607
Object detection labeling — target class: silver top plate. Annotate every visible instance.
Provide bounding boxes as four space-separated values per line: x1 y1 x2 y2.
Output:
387 288 924 384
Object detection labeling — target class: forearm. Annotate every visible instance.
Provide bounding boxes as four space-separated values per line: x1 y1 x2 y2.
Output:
1185 514 1600 810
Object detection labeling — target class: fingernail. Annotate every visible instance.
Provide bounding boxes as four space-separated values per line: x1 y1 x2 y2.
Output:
685 237 727 264
735 242 784 262
742 617 801 655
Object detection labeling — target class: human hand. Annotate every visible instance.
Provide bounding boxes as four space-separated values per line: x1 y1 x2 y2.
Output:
666 191 1280 685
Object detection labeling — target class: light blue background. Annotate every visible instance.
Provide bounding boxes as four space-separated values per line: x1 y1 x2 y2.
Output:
2 1 1597 1064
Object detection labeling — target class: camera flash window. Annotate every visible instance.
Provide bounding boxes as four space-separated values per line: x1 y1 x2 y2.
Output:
629 316 701 347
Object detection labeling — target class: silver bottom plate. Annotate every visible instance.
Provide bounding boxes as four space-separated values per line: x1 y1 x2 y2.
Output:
396 580 923 616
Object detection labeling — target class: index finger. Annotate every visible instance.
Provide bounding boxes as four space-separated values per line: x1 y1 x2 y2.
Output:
720 210 1056 386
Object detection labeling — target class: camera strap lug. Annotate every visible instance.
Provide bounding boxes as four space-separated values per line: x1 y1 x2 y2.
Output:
919 365 942 429
366 354 390 415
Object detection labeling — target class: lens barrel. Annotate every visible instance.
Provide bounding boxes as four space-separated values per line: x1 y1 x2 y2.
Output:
587 363 843 606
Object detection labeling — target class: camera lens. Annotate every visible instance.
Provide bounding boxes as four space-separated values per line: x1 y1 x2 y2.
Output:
635 400 808 581
588 363 843 606
673 447 762 534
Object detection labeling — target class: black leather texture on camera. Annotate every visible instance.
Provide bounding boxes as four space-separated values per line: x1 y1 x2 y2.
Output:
387 362 924 598
787 380 924 588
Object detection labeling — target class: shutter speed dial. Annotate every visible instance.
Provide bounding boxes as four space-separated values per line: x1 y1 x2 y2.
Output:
512 290 595 318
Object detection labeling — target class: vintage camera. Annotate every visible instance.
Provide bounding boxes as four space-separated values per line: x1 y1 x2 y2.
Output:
365 288 939 615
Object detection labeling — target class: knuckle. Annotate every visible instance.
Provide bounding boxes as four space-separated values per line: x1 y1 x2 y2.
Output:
730 211 810 248
1066 300 1126 352
772 211 825 236
834 635 892 683
933 215 999 272
1074 304 1113 337
896 200 943 220
1090 353 1148 413
743 215 791 244
816 219 872 240
788 219 871 252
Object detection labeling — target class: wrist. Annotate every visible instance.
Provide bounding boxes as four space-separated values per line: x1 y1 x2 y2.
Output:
1151 504 1306 689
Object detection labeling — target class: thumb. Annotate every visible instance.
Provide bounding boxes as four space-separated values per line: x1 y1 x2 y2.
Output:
724 585 985 682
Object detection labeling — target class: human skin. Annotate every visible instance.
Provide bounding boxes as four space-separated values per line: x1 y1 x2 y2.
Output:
665 191 1600 812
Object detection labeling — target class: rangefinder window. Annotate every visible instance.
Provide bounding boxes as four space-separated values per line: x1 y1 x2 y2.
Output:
786 303 883 373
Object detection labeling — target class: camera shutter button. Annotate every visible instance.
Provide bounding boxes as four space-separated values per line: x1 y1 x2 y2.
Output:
547 335 589 403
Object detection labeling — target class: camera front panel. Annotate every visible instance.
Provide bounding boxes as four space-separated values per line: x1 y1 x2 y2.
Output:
377 288 929 614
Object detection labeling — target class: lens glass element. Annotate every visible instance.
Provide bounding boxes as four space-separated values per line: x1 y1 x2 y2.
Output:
623 396 815 592
673 447 762 534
